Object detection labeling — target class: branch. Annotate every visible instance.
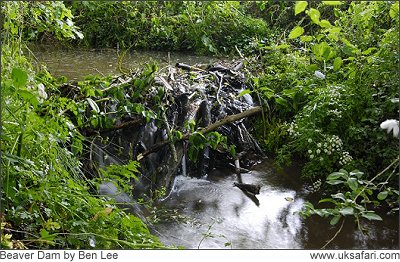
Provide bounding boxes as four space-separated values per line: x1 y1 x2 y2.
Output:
321 218 345 249
137 106 262 160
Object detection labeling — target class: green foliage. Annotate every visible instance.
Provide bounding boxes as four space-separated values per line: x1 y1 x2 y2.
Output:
300 166 399 229
187 131 232 162
250 1 398 183
98 161 140 194
1 2 164 249
2 1 83 43
66 1 270 54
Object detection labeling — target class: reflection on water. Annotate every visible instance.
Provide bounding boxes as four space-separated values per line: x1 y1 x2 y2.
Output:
29 44 217 81
154 160 399 249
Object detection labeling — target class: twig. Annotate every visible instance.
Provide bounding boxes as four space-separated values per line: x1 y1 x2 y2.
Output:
353 156 400 202
321 218 345 249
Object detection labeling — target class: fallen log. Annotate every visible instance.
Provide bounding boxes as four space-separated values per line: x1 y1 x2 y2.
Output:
137 106 262 160
233 182 261 195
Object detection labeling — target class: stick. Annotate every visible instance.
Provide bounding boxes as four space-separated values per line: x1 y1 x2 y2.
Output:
138 106 262 160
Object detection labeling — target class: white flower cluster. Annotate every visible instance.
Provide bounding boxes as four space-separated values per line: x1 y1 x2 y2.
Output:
307 135 345 161
287 121 300 137
37 83 48 101
306 179 322 193
339 151 353 166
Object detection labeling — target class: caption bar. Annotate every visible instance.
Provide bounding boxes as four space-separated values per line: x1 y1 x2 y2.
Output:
0 250 118 261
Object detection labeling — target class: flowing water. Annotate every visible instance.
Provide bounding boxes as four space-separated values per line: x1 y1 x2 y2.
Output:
154 160 399 249
31 45 399 249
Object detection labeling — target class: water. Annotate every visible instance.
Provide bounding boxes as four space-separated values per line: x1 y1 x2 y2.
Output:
154 160 399 249
29 44 217 81
30 46 399 249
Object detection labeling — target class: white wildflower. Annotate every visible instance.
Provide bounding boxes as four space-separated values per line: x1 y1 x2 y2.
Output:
37 83 48 100
308 138 313 143
380 119 399 137
310 154 314 159
314 70 326 79
317 143 322 148
308 150 312 154
316 149 321 154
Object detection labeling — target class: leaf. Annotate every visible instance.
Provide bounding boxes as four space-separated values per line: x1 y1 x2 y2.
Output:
12 68 28 88
327 171 345 180
347 177 358 191
322 1 342 5
377 191 388 200
333 57 343 71
307 64 318 72
40 229 56 242
339 207 354 216
326 180 344 185
275 96 289 108
308 8 321 24
86 98 100 113
331 193 345 201
349 170 364 179
238 89 251 97
289 26 305 39
17 90 39 108
361 212 382 221
295 1 308 15
300 35 313 42
390 3 399 19
330 215 341 225
361 47 377 55
319 19 332 28
285 197 294 202
319 198 337 204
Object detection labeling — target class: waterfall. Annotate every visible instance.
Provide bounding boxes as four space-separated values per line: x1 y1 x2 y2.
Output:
181 152 187 176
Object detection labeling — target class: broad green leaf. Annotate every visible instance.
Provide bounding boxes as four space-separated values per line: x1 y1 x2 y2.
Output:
307 64 318 72
362 47 377 55
86 98 100 113
390 3 399 19
276 44 291 49
18 90 39 108
300 35 313 42
12 68 28 88
288 26 305 39
275 96 289 108
295 1 308 15
327 171 345 180
322 1 342 5
238 89 251 97
319 19 332 28
377 191 388 200
339 207 354 216
361 212 382 221
308 8 321 24
347 177 358 191
349 170 364 178
333 57 343 71
330 215 341 225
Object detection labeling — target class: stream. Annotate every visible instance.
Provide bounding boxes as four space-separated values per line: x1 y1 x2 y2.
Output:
154 160 399 249
31 45 399 249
